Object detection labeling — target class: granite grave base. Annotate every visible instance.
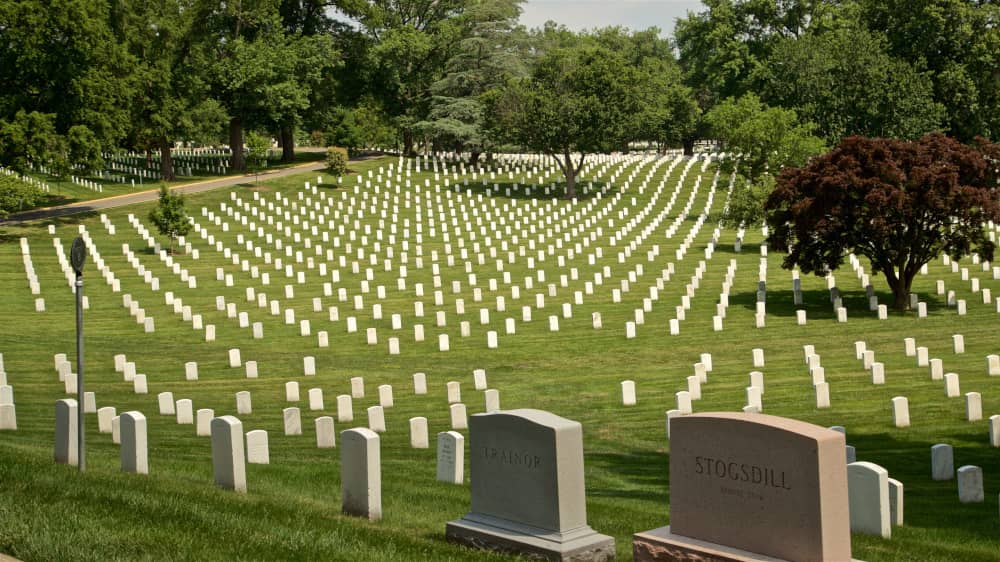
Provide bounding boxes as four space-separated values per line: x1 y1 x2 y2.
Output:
633 526 864 562
447 513 615 562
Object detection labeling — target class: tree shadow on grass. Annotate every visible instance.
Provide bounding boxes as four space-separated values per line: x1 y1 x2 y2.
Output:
848 430 999 540
586 450 669 502
730 289 947 319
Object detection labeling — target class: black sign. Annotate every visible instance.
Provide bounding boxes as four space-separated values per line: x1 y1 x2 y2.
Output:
70 236 87 275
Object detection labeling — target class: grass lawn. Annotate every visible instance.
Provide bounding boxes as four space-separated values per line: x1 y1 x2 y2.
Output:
0 152 997 561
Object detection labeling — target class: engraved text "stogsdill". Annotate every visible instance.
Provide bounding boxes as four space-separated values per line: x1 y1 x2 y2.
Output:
694 456 792 490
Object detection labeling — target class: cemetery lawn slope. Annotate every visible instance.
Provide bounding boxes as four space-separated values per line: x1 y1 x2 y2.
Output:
0 155 997 561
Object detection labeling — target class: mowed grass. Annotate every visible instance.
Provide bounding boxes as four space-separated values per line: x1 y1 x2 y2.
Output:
0 153 998 561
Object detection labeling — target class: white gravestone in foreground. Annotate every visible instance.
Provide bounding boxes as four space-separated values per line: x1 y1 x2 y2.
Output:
211 415 246 493
341 427 381 520
54 399 78 466
436 431 464 484
246 430 269 464
847 461 891 538
120 411 148 474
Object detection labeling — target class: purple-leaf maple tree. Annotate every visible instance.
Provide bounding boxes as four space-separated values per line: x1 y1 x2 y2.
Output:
766 133 1000 311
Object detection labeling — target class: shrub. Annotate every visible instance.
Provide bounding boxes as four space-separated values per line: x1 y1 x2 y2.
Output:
0 174 45 219
325 146 349 176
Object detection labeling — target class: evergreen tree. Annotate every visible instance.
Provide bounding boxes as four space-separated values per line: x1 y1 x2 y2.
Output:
415 0 527 164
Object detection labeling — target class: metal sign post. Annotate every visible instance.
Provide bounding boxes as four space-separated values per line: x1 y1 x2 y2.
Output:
70 236 86 472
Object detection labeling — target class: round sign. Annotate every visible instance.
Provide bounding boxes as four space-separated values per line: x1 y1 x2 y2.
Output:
70 236 87 275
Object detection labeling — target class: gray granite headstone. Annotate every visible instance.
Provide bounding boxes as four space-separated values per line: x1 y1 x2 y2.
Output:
211 415 246 492
341 427 381 520
120 411 148 474
446 409 614 562
54 399 78 466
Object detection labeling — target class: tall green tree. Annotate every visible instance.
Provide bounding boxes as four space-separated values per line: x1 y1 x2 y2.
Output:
116 0 225 180
757 26 944 144
333 0 469 156
856 0 1000 142
485 42 642 198
674 0 840 109
415 0 527 164
0 175 46 220
705 93 826 225
277 0 342 161
0 0 134 165
195 1 336 171
592 27 700 152
0 111 64 174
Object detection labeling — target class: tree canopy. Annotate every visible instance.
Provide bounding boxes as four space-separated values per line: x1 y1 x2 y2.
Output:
484 34 646 197
766 133 1000 310
0 0 995 197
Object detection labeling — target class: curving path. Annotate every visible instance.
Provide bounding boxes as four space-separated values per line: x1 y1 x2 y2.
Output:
2 160 330 225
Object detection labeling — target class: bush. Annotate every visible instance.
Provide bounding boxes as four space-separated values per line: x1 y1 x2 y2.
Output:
325 146 349 176
0 174 46 219
308 130 325 147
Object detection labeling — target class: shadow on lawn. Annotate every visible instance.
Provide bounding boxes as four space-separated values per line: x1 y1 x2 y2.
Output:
729 288 946 319
849 430 999 538
586 449 669 502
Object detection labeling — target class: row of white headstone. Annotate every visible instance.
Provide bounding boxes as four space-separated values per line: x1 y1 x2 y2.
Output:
84 156 712 354
52 395 469 518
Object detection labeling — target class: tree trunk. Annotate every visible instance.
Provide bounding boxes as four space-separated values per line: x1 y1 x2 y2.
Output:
402 129 415 158
229 117 245 172
682 137 695 156
885 267 914 311
280 125 295 162
562 148 577 200
159 142 175 181
470 151 481 167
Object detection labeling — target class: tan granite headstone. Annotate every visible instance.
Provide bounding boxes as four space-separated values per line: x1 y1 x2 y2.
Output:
634 412 852 562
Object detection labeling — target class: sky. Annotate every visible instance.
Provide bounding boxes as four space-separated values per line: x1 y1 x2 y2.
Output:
518 0 706 38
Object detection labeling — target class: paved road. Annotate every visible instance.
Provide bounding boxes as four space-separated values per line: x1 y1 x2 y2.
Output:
2 160 328 225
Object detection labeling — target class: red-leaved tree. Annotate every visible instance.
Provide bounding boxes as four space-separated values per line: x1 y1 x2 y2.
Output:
766 133 1000 311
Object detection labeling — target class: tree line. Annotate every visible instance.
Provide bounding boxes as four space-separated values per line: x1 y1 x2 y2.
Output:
0 0 996 191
